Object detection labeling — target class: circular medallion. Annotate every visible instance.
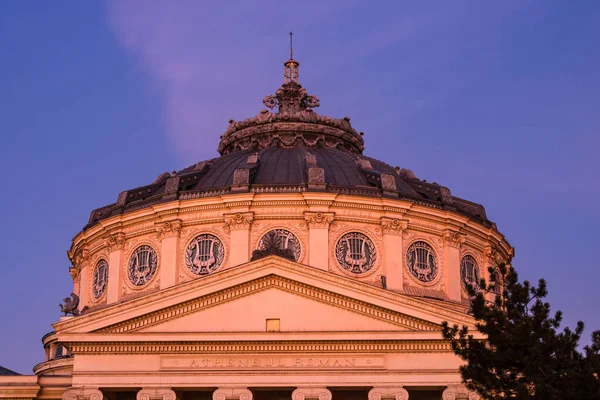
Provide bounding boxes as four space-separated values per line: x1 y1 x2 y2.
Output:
92 259 108 299
128 245 158 286
258 229 301 261
335 232 377 274
406 241 438 282
185 234 225 275
460 255 479 290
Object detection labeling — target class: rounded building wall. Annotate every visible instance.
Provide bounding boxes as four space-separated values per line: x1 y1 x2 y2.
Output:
68 191 512 313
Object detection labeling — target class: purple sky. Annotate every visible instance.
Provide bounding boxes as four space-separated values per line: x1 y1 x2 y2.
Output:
1 1 599 373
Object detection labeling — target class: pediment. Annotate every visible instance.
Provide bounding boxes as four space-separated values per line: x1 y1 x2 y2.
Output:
112 281 429 334
54 256 475 335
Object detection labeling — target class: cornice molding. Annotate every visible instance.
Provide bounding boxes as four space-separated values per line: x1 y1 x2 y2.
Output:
68 340 453 355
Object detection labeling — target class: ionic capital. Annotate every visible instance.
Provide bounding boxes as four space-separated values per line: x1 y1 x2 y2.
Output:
212 388 252 400
155 219 183 240
62 388 103 400
291 387 332 400
443 229 465 248
223 212 254 234
368 387 409 400
104 232 126 251
380 217 408 236
137 388 176 400
303 212 334 228
442 385 479 400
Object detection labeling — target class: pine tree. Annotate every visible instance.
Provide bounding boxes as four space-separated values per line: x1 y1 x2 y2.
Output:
442 264 600 399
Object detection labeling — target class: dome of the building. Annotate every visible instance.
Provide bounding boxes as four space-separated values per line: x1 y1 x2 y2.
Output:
86 73 488 230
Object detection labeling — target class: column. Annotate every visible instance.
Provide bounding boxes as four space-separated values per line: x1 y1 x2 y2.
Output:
137 388 176 400
368 387 409 400
442 385 479 400
291 387 332 400
213 388 252 400
104 232 126 304
304 212 334 270
442 229 465 302
156 220 182 289
380 218 408 291
223 212 254 266
63 388 103 400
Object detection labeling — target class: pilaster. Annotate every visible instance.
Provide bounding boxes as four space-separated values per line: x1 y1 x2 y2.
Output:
368 387 409 400
304 212 334 270
442 229 465 302
137 388 176 400
62 388 103 400
223 212 254 266
291 387 332 400
213 388 252 400
156 220 182 289
380 217 408 291
73 249 90 308
105 232 125 304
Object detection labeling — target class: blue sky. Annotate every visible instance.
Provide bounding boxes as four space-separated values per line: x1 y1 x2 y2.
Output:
0 1 599 373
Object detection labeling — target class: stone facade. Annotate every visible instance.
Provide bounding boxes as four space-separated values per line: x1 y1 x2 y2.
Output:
0 51 511 400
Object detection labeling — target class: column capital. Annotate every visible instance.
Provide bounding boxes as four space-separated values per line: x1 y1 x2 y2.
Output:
291 387 332 400
212 388 252 400
137 388 176 400
62 388 103 400
442 229 466 248
304 211 334 228
104 232 126 251
155 219 183 241
380 217 408 236
442 385 479 400
223 212 254 233
368 387 408 400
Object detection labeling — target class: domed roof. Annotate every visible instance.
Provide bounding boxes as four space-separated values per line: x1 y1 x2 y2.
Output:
85 55 489 230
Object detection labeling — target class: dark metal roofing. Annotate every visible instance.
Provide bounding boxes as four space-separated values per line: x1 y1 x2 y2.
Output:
0 365 20 376
85 146 489 230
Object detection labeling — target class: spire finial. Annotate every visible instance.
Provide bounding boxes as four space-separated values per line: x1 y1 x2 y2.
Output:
284 32 299 84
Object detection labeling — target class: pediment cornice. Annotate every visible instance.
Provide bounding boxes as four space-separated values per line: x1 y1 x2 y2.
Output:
54 256 475 333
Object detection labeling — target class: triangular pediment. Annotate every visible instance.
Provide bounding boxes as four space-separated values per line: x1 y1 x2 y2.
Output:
54 256 475 336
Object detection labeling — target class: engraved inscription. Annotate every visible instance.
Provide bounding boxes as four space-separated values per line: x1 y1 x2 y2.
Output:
160 355 384 370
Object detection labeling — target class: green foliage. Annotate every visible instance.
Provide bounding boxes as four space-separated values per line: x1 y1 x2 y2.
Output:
442 264 600 400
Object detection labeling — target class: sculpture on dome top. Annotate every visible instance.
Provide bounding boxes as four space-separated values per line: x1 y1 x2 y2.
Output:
217 34 364 156
261 32 320 115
